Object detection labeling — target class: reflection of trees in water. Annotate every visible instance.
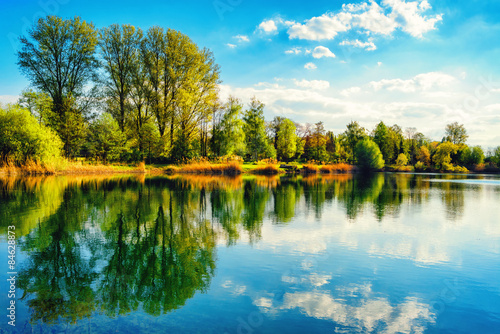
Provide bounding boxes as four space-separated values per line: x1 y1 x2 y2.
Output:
4 172 472 324
17 179 217 324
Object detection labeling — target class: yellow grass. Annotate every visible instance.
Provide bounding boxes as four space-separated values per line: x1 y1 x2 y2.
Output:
319 163 354 174
250 164 280 175
178 161 243 176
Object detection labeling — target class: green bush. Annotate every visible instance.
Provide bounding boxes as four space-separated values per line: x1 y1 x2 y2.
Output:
355 138 384 171
414 161 426 171
396 153 408 166
0 104 63 166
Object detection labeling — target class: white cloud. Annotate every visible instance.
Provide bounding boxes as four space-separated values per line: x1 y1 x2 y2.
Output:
288 12 352 40
258 19 278 33
370 72 457 92
377 61 383 66
351 1 398 35
294 79 330 90
285 47 302 55
304 62 317 70
234 34 249 42
0 95 20 105
265 0 442 44
383 0 443 38
339 38 377 51
226 43 237 48
311 46 336 58
340 86 361 96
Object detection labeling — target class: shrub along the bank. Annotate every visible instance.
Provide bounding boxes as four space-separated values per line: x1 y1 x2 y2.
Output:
0 104 63 169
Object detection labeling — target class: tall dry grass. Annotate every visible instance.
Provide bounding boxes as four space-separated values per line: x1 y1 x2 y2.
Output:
178 161 243 176
319 163 354 174
250 164 279 175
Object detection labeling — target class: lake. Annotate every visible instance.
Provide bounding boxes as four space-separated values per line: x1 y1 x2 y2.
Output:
0 173 499 333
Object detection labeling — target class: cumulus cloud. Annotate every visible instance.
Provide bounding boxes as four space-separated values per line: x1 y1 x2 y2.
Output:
226 43 237 48
288 11 352 40
258 19 278 33
383 0 443 37
304 62 317 70
370 72 457 92
234 34 249 42
261 0 441 43
293 79 330 90
339 38 377 51
311 46 336 58
285 47 303 55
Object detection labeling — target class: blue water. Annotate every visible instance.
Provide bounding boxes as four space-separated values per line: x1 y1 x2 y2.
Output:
0 173 499 333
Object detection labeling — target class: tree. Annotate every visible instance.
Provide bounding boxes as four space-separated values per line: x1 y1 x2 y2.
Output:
0 105 62 166
468 146 484 165
445 122 468 145
212 97 246 157
142 26 166 137
243 98 272 161
396 153 408 166
417 146 431 166
276 119 297 162
170 30 220 160
372 121 391 162
17 16 98 117
18 89 54 125
355 138 384 171
345 121 366 163
17 16 99 156
99 24 143 132
87 113 126 163
433 142 458 169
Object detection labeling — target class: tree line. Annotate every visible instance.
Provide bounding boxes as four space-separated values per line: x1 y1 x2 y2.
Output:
2 15 500 171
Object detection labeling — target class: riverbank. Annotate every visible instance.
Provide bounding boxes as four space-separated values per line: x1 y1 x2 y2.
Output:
2 161 499 176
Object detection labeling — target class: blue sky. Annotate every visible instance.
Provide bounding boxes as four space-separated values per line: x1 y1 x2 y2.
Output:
1 0 500 146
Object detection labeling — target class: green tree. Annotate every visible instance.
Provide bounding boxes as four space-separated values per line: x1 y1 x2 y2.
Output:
170 30 220 160
372 121 391 163
87 113 126 163
355 138 384 171
445 122 468 144
243 98 271 161
468 146 484 165
18 89 54 125
345 121 366 163
99 24 143 132
0 105 62 166
17 16 99 155
276 118 297 161
433 142 458 169
396 153 408 166
211 97 245 157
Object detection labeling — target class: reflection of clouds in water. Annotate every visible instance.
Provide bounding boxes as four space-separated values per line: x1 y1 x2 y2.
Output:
221 280 247 296
255 185 499 266
368 241 450 265
255 286 434 334
282 273 332 287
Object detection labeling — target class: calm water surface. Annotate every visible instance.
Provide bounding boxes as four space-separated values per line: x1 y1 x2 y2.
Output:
0 173 499 333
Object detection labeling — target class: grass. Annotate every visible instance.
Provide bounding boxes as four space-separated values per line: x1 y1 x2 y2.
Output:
177 161 243 176
319 163 354 174
250 164 280 175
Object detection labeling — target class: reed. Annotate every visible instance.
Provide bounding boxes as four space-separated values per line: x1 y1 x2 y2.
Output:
178 161 243 175
319 163 354 174
250 164 279 175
